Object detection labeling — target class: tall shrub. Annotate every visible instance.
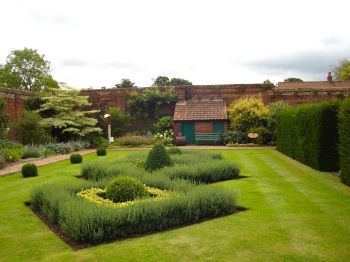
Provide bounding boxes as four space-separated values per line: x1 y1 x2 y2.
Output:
276 100 339 171
338 100 350 185
145 143 171 171
228 96 269 133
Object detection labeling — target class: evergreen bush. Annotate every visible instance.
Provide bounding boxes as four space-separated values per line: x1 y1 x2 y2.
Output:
96 147 107 156
70 153 83 164
338 100 350 186
167 146 181 155
105 176 147 202
144 143 171 171
22 163 38 178
276 100 340 171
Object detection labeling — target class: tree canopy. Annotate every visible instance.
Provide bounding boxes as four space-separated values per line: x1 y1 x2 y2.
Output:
114 78 136 88
334 59 350 81
0 48 59 91
284 77 303 83
152 76 192 87
37 88 101 139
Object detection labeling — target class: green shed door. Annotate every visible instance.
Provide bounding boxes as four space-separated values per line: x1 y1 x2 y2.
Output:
213 122 224 134
181 122 195 144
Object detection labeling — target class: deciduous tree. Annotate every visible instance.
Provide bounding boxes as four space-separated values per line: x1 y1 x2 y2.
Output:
0 48 59 91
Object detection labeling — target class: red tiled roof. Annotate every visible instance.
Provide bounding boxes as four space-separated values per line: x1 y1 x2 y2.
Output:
173 100 227 121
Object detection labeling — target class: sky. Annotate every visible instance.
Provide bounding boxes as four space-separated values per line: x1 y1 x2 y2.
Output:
0 0 349 89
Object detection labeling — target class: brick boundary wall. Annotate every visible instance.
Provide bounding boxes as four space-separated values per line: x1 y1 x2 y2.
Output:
2 82 350 129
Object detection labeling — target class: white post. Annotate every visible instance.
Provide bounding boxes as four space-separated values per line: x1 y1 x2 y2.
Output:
107 124 112 143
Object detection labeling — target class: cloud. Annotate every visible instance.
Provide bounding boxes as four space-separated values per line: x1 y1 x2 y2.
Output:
32 12 72 25
61 59 137 70
245 49 350 76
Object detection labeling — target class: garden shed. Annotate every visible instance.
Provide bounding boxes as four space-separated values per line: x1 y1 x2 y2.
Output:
173 99 228 144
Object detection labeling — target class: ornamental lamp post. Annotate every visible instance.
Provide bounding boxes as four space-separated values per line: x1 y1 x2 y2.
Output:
103 114 114 143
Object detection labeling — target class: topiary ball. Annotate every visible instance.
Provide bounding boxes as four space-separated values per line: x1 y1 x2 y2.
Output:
105 176 147 203
96 147 107 156
22 163 38 178
145 143 172 171
167 146 182 155
70 153 83 164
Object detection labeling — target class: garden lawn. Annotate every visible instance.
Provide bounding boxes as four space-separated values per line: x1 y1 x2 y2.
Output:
1 149 350 261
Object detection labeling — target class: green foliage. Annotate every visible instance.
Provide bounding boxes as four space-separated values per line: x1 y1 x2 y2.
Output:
22 145 44 159
0 96 8 139
338 100 350 185
0 48 59 91
22 163 38 178
96 147 107 156
45 141 89 154
145 143 171 171
170 151 222 165
128 87 177 120
91 136 109 148
267 101 290 143
113 135 155 146
70 154 83 164
154 116 173 133
334 59 350 81
228 97 269 133
152 76 192 87
114 78 136 88
106 176 147 203
157 160 240 183
31 180 235 244
15 110 50 144
0 154 6 169
102 107 132 137
0 145 23 161
38 88 102 139
167 146 181 155
284 77 303 83
222 130 248 144
262 79 275 89
276 100 340 171
248 126 270 145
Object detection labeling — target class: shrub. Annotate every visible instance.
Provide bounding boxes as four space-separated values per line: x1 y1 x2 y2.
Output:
144 143 171 171
45 142 71 154
70 154 83 164
14 110 50 145
222 130 248 144
248 126 271 145
277 100 340 171
170 151 222 165
154 130 173 145
157 160 240 183
167 146 181 155
0 96 8 140
102 107 133 137
1 147 23 162
113 135 155 147
96 147 107 156
105 176 147 203
31 181 236 244
0 154 6 169
228 96 269 133
22 145 45 159
154 116 173 133
22 163 38 178
338 100 350 186
267 101 290 143
91 136 109 148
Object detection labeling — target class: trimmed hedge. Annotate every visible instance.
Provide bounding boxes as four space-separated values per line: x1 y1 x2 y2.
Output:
157 160 240 183
96 148 107 156
338 100 350 185
70 154 83 164
106 176 147 202
276 100 340 171
31 180 236 244
22 163 38 178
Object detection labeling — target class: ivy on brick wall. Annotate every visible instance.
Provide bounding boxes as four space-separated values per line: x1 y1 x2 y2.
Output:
128 87 177 120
